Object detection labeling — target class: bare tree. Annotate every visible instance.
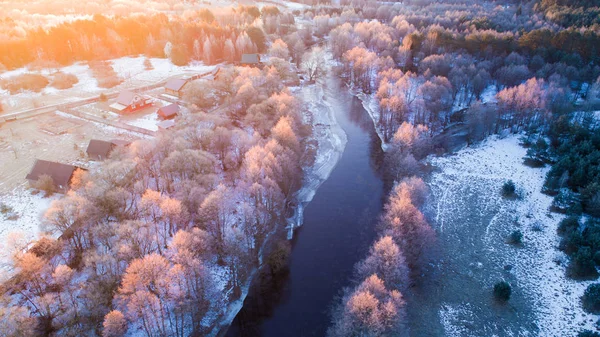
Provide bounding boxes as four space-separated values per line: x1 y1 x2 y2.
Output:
301 46 327 82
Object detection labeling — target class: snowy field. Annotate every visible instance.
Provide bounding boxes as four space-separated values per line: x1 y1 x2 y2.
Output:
0 56 215 113
422 135 597 336
0 189 59 282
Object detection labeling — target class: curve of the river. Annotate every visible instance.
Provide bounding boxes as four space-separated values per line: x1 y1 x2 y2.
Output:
224 75 386 336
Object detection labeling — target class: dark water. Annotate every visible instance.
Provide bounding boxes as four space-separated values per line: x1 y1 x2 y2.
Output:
224 77 386 337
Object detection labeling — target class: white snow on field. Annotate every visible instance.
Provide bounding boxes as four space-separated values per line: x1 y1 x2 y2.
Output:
125 112 160 131
1 57 216 114
0 189 58 282
430 135 598 336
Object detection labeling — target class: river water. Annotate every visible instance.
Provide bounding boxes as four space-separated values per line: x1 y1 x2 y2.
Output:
224 76 386 336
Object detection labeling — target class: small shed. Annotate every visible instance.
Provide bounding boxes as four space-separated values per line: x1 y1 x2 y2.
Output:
26 160 77 193
241 54 260 66
164 78 189 97
157 120 176 130
110 90 152 113
86 139 115 160
157 103 180 120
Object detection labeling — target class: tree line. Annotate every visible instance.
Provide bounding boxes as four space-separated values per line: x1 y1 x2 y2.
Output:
0 5 295 70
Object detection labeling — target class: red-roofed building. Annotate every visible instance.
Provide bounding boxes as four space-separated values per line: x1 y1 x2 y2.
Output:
110 90 153 113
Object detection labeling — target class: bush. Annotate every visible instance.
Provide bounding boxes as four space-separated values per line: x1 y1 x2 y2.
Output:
579 330 600 337
493 281 511 301
583 283 600 313
143 58 154 70
89 61 122 89
51 72 79 89
507 230 523 245
569 247 598 279
33 174 56 197
1 73 49 93
502 180 517 198
558 216 580 235
0 203 13 215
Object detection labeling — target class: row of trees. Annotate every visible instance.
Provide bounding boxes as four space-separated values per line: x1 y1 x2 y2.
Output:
328 177 434 336
0 5 293 70
1 41 311 336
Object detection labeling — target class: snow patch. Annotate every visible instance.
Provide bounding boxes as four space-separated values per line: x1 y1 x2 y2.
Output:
0 189 59 281
429 135 598 336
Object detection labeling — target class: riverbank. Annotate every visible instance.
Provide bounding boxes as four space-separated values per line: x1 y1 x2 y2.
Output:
208 75 348 336
224 71 385 337
287 79 348 238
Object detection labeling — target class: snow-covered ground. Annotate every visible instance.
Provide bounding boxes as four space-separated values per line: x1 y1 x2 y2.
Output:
0 189 59 282
125 111 160 132
426 135 597 336
0 57 215 113
353 90 388 152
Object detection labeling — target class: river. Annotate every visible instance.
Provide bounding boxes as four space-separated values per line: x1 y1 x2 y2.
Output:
224 76 386 336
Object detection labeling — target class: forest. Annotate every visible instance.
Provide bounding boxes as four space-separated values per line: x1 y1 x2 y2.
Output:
1 0 600 336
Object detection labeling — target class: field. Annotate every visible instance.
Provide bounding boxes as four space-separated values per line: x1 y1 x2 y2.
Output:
407 135 598 336
0 56 214 114
0 108 149 280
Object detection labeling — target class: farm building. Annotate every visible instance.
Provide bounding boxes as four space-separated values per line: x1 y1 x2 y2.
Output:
86 139 115 160
164 78 189 97
241 54 260 66
25 159 78 193
157 103 180 120
86 139 131 160
157 120 176 130
110 90 153 113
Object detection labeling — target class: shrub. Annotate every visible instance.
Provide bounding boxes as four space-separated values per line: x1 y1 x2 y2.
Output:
143 58 153 70
578 330 600 337
33 174 56 197
583 283 600 313
1 73 49 93
502 180 517 198
90 61 122 89
558 216 580 235
0 203 13 215
531 222 544 232
507 230 523 245
569 247 598 279
493 281 511 301
51 72 79 89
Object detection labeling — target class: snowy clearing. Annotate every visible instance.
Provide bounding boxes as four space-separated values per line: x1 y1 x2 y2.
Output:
0 56 215 114
426 135 597 336
0 189 58 282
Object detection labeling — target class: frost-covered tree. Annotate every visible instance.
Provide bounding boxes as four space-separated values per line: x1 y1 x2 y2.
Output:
356 236 410 289
269 39 290 60
301 46 327 82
